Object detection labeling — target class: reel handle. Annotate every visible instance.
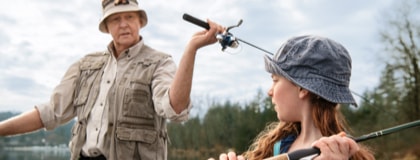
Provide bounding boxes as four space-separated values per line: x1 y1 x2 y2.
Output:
182 13 210 30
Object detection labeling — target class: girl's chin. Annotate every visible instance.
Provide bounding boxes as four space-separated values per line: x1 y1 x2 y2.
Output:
277 114 283 121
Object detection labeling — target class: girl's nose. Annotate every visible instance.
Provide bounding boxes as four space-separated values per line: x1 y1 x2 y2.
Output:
267 88 273 97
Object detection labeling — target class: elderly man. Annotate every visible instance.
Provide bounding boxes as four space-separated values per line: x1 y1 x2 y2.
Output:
0 0 224 159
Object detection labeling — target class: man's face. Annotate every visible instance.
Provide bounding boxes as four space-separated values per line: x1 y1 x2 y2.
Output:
106 11 142 50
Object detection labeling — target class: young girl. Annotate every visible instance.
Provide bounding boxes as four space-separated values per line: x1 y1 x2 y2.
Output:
219 35 374 160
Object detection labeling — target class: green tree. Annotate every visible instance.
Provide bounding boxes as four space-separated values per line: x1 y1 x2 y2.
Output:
378 0 420 122
343 1 420 158
167 92 277 160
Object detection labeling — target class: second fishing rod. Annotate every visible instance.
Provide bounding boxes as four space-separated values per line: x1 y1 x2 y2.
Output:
263 120 420 160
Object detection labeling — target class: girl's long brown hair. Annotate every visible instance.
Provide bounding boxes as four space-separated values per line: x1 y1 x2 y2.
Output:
242 93 375 160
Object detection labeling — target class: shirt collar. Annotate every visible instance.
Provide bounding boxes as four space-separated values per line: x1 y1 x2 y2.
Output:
107 37 144 60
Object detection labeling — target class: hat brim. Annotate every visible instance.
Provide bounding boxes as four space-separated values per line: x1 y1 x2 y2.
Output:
264 55 357 106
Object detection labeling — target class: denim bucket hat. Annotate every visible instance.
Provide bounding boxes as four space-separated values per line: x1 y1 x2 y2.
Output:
99 0 148 33
264 35 356 106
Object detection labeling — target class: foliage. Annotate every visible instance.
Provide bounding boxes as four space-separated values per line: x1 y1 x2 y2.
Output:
167 91 277 160
377 0 420 123
341 0 420 159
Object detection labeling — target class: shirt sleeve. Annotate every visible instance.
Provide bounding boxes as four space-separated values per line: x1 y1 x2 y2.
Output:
151 56 191 122
35 61 80 130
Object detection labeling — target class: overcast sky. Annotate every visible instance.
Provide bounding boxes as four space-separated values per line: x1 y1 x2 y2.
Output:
0 0 395 115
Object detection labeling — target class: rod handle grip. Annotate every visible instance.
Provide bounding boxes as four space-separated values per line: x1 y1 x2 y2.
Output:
287 147 320 160
262 147 320 160
182 13 210 30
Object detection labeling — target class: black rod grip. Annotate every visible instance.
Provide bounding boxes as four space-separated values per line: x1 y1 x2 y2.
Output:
182 13 210 30
288 147 320 160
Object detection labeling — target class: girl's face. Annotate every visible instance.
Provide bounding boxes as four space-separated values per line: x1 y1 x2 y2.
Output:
268 74 304 122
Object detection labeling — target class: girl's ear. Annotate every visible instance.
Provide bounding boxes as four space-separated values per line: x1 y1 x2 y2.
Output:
298 87 309 99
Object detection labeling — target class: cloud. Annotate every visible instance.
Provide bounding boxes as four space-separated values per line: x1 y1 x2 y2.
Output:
0 0 392 112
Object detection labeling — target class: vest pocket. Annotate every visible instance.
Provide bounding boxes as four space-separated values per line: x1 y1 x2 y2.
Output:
116 127 157 143
123 80 154 120
69 121 84 156
73 62 104 106
115 127 161 160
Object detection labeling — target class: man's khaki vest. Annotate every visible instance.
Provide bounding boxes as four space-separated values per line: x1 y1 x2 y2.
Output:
69 45 169 160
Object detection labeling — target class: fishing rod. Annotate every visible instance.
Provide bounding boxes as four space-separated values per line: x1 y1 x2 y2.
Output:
264 120 420 160
182 13 274 56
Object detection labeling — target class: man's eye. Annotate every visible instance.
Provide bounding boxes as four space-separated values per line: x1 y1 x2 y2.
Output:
109 18 118 23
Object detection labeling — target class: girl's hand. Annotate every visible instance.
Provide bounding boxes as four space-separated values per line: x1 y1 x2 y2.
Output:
218 151 245 160
312 132 359 160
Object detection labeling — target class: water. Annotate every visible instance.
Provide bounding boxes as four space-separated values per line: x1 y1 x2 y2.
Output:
0 146 70 160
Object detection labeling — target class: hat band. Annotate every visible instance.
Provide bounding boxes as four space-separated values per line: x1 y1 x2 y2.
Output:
102 0 136 8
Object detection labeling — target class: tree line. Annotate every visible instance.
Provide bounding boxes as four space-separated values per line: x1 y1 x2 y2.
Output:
166 94 419 160
168 92 277 159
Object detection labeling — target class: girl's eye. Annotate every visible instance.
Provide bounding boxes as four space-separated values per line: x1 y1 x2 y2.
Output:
271 75 281 83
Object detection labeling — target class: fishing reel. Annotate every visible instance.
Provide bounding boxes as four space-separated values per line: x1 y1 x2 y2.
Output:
182 13 274 56
216 19 242 51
